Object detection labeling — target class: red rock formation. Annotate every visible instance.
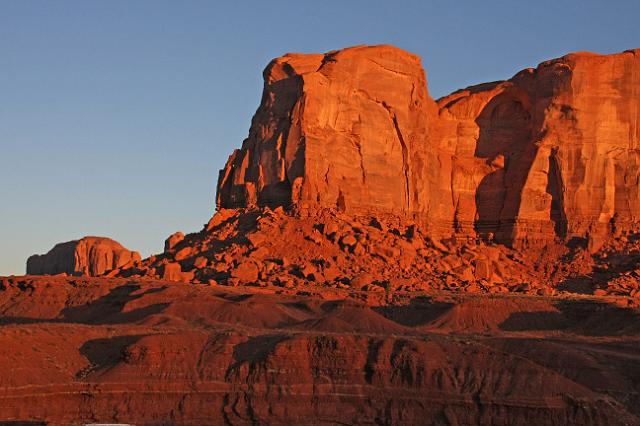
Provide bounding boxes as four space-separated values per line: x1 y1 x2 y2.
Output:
217 45 640 248
26 236 141 276
6 45 640 425
439 49 640 248
216 45 450 233
164 231 185 252
101 45 640 299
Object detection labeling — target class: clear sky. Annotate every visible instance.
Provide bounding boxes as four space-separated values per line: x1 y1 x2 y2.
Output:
1 0 638 275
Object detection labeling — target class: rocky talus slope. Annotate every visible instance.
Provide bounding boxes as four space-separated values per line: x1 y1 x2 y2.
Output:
109 206 640 300
113 44 640 299
27 46 640 299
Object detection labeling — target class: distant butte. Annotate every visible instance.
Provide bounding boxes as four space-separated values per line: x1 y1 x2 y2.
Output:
26 236 140 277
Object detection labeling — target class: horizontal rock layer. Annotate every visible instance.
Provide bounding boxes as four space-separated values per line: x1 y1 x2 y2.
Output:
0 276 638 425
217 45 640 247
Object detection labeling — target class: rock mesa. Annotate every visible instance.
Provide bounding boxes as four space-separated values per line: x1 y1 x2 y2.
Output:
217 45 640 248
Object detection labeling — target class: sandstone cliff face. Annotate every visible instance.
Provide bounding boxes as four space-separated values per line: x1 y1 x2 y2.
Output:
26 236 141 276
439 49 640 248
217 46 640 247
216 45 450 229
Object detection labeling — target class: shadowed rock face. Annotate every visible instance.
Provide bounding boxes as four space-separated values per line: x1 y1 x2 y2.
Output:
440 49 640 248
217 45 640 247
26 237 141 276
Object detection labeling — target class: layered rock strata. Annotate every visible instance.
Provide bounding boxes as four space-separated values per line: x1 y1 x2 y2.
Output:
439 49 640 248
0 276 638 425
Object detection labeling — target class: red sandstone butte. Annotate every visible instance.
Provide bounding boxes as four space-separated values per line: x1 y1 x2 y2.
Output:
217 45 640 249
217 46 444 221
37 45 640 299
26 236 141 276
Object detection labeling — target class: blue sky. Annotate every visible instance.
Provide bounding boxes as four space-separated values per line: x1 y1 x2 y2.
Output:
1 0 638 275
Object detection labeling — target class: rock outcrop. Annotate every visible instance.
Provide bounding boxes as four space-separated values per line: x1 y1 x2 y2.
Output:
217 45 640 248
439 49 640 248
216 45 450 233
26 46 640 296
26 236 141 276
164 231 185 252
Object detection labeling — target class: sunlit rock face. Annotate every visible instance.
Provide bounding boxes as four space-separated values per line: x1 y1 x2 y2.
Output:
26 236 141 276
217 45 640 248
215 45 449 227
440 49 640 248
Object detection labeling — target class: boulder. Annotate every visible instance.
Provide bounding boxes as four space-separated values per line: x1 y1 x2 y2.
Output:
473 258 492 280
193 256 208 269
340 234 358 248
164 232 185 252
174 247 193 261
350 272 374 290
230 261 259 282
162 262 182 281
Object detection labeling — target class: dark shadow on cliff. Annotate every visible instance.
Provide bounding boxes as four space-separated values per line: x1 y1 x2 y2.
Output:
499 299 640 336
77 334 146 379
473 90 534 242
61 284 169 325
498 311 569 332
0 317 50 325
373 296 454 327
224 334 290 381
232 334 290 363
0 284 169 326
